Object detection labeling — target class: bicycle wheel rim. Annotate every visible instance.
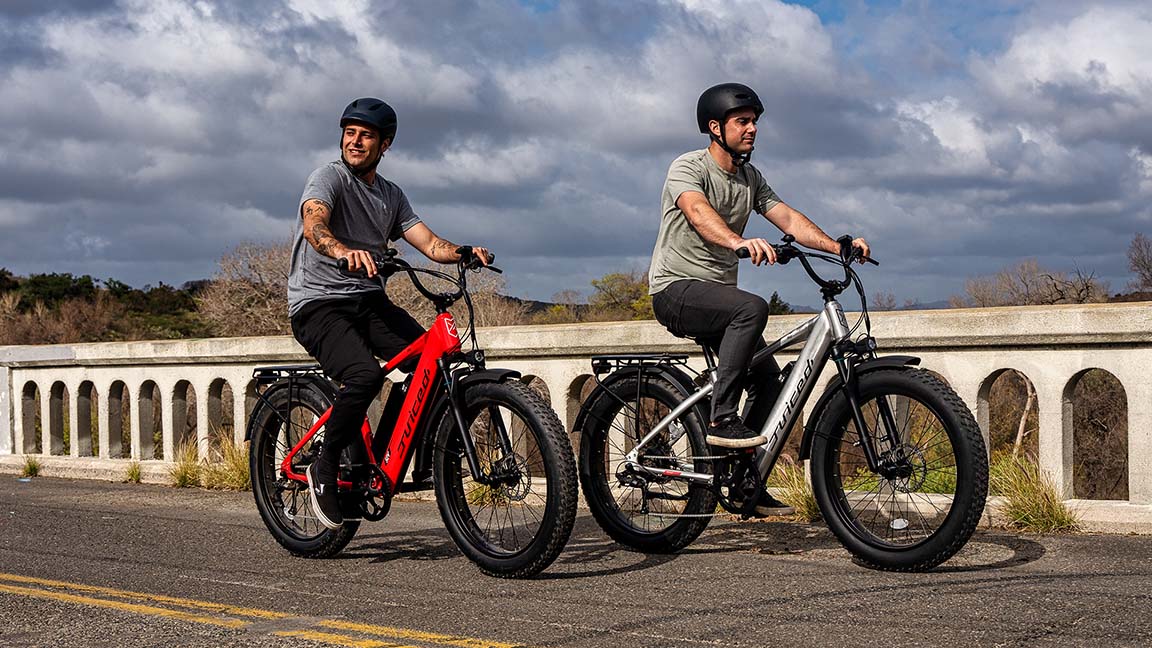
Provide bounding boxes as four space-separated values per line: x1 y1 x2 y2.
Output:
826 391 961 549
443 397 554 558
591 394 702 534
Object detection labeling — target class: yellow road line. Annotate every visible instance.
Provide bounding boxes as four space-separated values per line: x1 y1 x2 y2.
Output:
0 582 249 629
0 572 288 620
320 620 525 648
275 629 420 648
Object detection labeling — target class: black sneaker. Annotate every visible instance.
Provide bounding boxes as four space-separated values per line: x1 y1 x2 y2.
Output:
706 416 766 449
306 462 343 530
752 490 795 517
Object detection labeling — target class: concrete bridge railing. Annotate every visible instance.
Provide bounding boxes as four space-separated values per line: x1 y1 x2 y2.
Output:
2 302 1150 527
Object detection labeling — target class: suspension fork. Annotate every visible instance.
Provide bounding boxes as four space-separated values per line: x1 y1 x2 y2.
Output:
833 353 902 473
441 359 514 485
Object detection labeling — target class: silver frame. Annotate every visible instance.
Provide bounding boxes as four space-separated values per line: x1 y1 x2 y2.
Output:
621 299 852 486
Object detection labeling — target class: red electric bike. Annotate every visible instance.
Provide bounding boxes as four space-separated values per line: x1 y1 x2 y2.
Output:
247 248 577 578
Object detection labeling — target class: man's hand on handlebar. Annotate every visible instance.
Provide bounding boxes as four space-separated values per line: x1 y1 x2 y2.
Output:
835 235 873 265
733 237 777 266
339 249 378 278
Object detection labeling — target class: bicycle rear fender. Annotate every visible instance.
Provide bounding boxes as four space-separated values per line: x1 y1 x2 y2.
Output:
573 363 705 435
244 375 337 441
797 355 921 460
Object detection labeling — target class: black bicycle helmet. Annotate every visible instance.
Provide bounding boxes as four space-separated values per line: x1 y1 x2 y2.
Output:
340 97 398 141
696 83 763 166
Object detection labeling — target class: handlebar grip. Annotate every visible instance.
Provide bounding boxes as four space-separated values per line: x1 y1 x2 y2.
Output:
336 258 361 276
735 247 751 259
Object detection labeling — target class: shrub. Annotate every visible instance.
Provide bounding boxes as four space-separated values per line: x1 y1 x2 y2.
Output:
20 455 41 478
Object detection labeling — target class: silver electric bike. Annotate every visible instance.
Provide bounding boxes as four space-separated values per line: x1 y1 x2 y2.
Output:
576 236 988 571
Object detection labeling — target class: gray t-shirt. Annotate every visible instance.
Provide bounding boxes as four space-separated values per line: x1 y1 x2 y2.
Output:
648 149 780 294
287 161 422 315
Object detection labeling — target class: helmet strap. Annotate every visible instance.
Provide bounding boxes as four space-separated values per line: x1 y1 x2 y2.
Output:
711 121 752 168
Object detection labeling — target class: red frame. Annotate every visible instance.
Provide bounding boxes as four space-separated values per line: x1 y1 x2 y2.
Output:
279 312 463 493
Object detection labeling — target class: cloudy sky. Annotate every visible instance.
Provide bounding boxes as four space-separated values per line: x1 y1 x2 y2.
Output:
1 0 1150 308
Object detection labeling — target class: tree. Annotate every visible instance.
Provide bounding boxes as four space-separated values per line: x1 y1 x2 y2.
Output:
1127 232 1152 292
587 270 652 321
951 259 1108 307
767 291 792 315
872 290 897 311
196 241 292 337
18 273 97 309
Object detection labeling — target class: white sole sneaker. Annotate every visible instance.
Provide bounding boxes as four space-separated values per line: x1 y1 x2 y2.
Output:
706 433 767 449
305 464 342 530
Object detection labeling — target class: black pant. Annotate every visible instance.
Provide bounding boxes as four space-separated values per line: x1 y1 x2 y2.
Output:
652 280 780 423
290 292 424 469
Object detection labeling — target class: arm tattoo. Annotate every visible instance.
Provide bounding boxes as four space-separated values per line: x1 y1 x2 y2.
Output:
301 199 342 258
431 237 459 261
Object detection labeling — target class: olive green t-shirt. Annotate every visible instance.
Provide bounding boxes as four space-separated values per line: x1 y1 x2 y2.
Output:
648 149 781 294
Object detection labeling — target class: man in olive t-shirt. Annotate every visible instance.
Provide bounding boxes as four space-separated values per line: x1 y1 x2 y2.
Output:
649 83 870 454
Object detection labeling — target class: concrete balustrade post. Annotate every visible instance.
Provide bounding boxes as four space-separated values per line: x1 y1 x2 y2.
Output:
1036 385 1071 498
69 381 83 458
195 381 211 461
0 367 11 455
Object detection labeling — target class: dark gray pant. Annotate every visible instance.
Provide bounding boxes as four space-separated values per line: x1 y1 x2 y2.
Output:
652 280 780 423
290 292 424 475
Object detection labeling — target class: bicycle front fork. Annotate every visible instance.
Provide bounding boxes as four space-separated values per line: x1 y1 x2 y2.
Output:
834 355 903 475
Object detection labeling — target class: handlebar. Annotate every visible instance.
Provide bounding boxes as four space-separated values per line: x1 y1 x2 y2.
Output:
335 246 501 311
735 235 877 297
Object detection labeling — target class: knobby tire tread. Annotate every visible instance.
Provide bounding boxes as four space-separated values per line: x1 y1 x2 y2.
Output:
812 368 988 572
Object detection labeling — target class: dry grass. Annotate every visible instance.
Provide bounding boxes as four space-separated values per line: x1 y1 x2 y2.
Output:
769 456 821 522
124 461 142 484
991 455 1080 533
169 442 201 488
201 435 251 491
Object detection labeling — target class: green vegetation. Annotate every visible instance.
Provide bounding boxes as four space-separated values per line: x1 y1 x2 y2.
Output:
124 461 142 484
20 455 41 478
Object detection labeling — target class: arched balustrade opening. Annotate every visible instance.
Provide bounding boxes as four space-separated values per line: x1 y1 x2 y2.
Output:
107 381 130 458
1066 369 1128 500
49 382 69 456
172 380 197 459
21 382 42 454
139 381 163 460
77 381 98 457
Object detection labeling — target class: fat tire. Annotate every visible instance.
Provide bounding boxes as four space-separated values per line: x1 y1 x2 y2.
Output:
250 384 359 559
810 368 988 571
578 374 715 553
432 380 577 578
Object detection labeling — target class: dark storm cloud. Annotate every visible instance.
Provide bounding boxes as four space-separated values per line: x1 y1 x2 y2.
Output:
0 0 1148 303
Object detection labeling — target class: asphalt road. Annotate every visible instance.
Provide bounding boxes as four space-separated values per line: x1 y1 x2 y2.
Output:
1 476 1150 647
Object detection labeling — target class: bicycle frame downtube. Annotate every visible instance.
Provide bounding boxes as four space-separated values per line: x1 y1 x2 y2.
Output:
753 303 844 476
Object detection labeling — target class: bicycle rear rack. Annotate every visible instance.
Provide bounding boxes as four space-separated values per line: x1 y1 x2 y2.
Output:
590 353 690 375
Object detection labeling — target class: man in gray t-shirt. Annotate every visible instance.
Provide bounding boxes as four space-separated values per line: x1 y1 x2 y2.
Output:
288 97 491 530
649 83 870 460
